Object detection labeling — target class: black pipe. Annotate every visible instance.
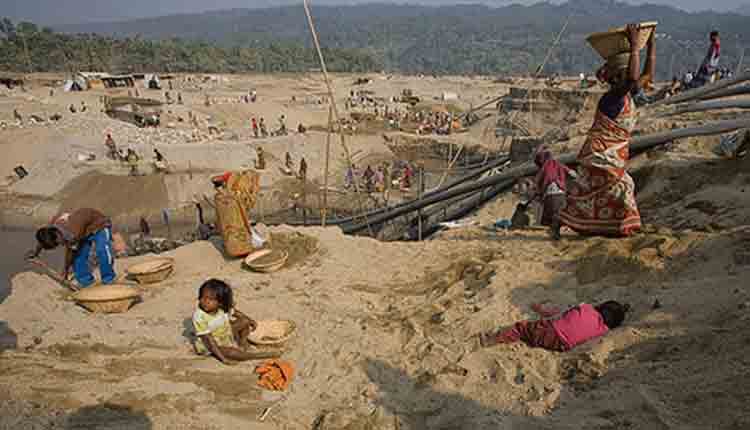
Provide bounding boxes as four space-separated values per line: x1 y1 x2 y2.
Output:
282 155 510 227
344 117 750 234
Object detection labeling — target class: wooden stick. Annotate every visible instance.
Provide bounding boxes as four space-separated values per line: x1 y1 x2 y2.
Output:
322 105 332 227
29 258 79 292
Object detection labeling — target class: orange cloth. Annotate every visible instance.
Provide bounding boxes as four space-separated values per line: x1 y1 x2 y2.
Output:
255 360 294 391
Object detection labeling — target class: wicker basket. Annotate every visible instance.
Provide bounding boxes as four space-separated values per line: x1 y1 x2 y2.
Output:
586 21 657 60
127 258 175 284
72 285 140 314
244 249 288 273
248 319 296 346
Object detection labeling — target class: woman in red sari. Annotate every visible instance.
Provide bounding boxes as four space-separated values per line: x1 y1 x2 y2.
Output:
559 24 655 237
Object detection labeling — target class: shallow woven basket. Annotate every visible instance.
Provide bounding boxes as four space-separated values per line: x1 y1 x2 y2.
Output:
72 285 140 314
248 319 296 346
586 21 657 60
244 249 288 273
127 258 175 284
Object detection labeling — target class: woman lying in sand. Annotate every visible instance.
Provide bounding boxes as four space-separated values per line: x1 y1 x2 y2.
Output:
193 279 281 365
479 301 630 352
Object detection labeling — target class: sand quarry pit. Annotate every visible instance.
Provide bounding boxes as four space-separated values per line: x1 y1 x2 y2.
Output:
2 73 750 429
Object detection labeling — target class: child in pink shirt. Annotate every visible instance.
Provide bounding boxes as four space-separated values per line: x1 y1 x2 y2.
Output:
479 301 630 352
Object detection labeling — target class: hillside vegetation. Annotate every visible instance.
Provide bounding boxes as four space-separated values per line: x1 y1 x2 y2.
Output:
2 0 749 77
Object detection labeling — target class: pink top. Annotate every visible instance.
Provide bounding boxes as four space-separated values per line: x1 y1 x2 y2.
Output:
552 304 609 350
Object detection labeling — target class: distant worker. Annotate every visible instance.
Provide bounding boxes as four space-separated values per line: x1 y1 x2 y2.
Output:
278 115 287 135
285 152 293 170
69 104 77 114
251 117 259 138
80 101 87 113
693 30 721 88
259 117 268 137
105 134 117 159
299 157 308 180
255 147 266 170
126 148 140 176
13 108 22 123
297 123 306 134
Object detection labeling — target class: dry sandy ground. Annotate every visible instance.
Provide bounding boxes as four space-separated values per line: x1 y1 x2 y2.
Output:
0 72 510 229
2 210 750 429
2 73 750 429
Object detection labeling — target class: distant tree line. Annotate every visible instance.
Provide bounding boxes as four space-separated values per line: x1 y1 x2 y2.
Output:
2 0 749 79
0 19 378 74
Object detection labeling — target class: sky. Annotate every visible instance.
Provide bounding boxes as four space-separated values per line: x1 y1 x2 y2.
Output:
2 0 748 25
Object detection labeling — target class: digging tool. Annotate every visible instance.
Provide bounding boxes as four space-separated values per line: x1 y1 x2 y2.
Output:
28 258 79 292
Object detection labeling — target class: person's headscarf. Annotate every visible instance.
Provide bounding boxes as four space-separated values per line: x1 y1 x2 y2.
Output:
534 147 569 194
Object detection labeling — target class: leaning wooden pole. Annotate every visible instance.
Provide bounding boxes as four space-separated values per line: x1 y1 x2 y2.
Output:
658 98 750 118
302 0 374 236
695 84 750 102
322 105 332 227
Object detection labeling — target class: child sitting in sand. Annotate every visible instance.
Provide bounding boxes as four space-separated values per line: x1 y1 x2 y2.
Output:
193 279 280 365
479 301 630 352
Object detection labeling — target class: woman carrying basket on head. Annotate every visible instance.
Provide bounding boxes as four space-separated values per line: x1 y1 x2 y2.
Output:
558 24 655 237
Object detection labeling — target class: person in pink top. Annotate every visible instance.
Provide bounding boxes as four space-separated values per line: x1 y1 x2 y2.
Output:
479 301 630 352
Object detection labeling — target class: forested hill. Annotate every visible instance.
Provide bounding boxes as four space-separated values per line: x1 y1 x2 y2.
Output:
4 0 749 77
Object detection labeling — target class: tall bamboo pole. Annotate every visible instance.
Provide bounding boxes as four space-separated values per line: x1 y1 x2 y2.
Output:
322 105 332 226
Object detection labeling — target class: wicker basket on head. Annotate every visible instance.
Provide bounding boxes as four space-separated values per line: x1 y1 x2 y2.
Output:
586 21 657 61
248 319 296 346
126 257 175 284
72 285 140 314
244 249 288 273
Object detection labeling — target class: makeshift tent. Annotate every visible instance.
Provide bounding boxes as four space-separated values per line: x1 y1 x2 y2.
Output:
63 80 83 92
441 91 458 101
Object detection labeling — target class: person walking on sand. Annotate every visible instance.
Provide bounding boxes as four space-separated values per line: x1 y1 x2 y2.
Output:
558 24 654 237
299 157 308 180
259 118 268 137
532 146 572 240
105 133 117 160
26 208 117 289
252 117 259 138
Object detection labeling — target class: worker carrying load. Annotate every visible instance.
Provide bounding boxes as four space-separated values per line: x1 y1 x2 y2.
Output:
559 22 656 238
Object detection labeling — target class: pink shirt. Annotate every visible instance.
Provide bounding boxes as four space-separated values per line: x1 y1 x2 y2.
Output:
552 304 609 349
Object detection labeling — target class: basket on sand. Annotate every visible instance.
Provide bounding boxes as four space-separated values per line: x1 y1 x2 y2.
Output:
126 257 175 284
244 249 288 273
72 285 140 313
248 320 296 346
586 21 657 61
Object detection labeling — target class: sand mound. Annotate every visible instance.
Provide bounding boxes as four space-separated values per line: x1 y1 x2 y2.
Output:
58 171 170 223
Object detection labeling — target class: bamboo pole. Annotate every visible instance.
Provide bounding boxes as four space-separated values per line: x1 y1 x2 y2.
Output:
302 0 374 236
322 105 332 227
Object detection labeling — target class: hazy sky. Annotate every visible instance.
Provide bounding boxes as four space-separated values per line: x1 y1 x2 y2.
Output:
3 0 748 25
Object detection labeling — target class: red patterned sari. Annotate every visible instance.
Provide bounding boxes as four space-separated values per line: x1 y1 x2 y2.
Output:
559 94 641 236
